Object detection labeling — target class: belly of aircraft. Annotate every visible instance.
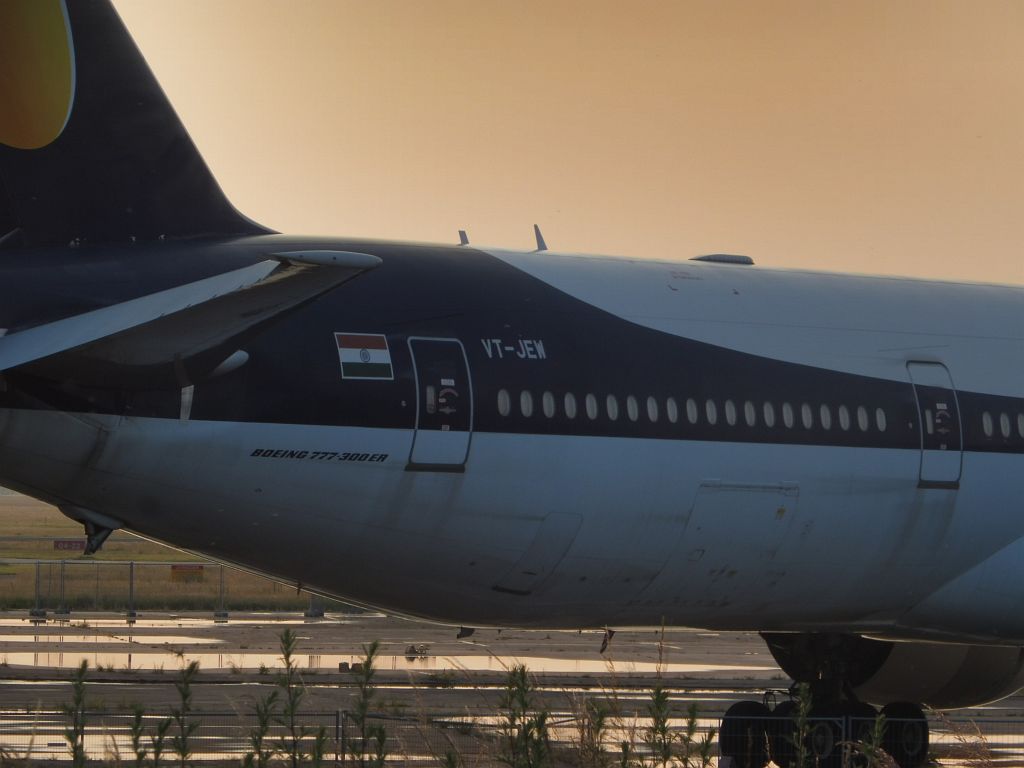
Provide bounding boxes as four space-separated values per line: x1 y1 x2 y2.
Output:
4 406 1017 637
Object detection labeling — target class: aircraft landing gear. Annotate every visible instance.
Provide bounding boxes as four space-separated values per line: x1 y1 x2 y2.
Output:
880 702 929 768
718 696 929 768
719 701 770 768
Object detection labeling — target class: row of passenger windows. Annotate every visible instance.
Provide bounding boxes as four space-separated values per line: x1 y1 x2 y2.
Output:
495 389 1024 442
982 411 1024 439
496 390 889 432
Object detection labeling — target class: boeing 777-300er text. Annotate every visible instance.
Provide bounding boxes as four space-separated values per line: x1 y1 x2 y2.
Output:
1 3 1023 765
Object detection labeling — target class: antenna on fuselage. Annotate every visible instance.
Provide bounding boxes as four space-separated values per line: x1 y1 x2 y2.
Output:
458 230 469 246
533 224 548 252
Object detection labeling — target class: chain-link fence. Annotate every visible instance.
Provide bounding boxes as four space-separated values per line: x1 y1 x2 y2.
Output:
0 559 335 615
0 710 341 764
2 709 1023 766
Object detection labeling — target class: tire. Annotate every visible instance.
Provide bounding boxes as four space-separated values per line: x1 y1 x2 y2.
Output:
848 701 878 742
881 702 929 768
720 700 770 768
847 702 879 768
767 700 797 768
806 705 844 768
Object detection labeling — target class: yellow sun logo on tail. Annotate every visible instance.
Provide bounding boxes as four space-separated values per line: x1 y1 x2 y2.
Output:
0 0 74 150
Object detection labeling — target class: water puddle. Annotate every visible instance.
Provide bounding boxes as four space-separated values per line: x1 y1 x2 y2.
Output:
0 615 367 629
0 614 777 675
0 649 772 674
0 634 220 644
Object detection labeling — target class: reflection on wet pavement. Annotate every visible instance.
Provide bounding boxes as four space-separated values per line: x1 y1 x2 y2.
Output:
0 648 769 672
0 634 220 644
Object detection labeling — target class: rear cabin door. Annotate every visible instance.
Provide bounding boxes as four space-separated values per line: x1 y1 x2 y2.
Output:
907 362 962 488
407 338 473 471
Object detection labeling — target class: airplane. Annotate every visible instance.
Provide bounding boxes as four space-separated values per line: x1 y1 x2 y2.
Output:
2 2 1023 766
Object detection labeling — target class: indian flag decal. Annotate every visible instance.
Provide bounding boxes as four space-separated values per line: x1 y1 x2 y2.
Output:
335 333 394 380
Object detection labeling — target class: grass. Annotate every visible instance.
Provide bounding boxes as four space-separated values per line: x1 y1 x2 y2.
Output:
0 493 332 611
0 495 194 562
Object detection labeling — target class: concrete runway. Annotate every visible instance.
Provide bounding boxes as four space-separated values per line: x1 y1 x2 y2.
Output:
5 611 1024 766
0 611 784 716
1 610 1023 721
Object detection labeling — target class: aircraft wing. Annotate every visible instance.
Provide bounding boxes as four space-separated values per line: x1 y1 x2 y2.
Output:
0 250 380 386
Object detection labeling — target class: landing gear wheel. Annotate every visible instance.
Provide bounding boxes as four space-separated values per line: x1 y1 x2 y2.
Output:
720 701 770 768
846 702 879 767
848 701 878 742
806 705 844 768
767 700 797 768
881 702 929 768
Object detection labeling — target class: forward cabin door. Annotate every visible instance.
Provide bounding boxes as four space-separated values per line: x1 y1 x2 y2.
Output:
407 338 473 471
907 362 963 489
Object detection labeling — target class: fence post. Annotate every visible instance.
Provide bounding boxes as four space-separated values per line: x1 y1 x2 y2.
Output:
214 565 228 621
338 710 345 764
55 560 69 616
126 561 137 622
29 561 45 618
845 713 853 766
305 593 325 618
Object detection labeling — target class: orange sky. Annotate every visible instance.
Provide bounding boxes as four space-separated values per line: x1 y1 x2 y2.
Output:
112 1 1024 285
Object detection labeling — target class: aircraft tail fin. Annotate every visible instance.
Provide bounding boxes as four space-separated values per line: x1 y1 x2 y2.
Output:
0 0 269 249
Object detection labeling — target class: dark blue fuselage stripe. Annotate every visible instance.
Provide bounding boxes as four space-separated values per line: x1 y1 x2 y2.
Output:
0 237 1021 457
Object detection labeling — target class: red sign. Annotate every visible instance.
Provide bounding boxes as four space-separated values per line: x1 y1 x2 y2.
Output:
171 564 205 583
54 540 86 551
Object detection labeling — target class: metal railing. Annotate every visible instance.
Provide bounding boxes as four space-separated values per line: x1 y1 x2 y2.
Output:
0 710 342 764
2 710 1023 765
0 559 325 616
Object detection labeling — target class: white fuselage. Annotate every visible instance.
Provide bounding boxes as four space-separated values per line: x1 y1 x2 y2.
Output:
2 249 1022 642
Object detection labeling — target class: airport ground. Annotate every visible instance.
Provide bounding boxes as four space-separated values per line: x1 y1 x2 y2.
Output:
0 492 314 612
0 490 786 720
0 611 784 713
2 612 1024 766
4 490 1024 764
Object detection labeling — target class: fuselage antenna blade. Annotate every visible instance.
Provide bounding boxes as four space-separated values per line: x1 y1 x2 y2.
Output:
533 224 548 252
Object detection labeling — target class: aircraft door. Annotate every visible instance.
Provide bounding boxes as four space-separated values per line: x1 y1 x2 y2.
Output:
907 362 962 488
408 338 473 470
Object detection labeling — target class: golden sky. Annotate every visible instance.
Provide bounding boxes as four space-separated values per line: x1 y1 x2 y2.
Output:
112 1 1024 285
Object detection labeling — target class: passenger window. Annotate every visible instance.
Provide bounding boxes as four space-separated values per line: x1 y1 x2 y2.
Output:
782 402 794 429
1018 413 1024 439
924 409 934 435
857 406 869 432
666 397 679 424
564 393 578 419
838 405 850 431
819 404 832 430
520 390 533 418
763 402 776 428
982 412 993 437
647 396 659 423
744 401 756 427
801 403 813 429
875 407 887 432
542 391 556 418
686 398 698 424
606 395 619 421
586 394 598 420
426 385 437 415
497 389 511 417
705 399 718 425
725 399 737 426
626 395 639 422
1000 412 1011 438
